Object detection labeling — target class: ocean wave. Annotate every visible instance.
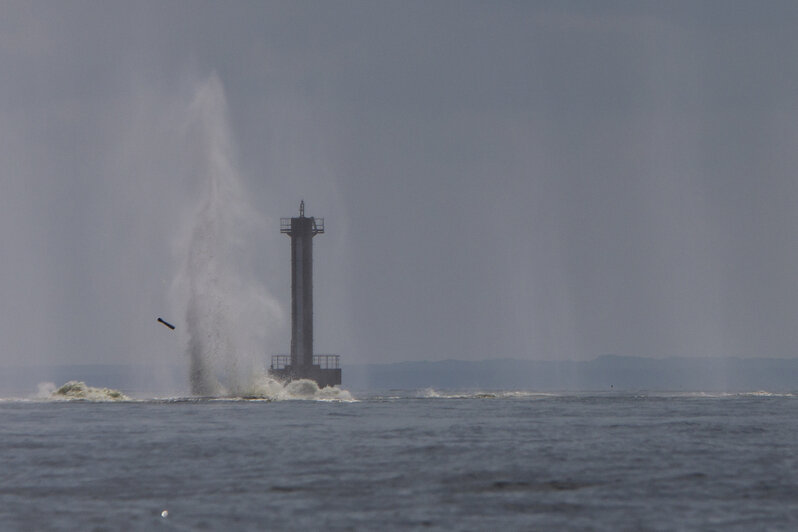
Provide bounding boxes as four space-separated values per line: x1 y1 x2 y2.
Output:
738 390 795 398
30 377 355 403
43 381 130 402
245 377 356 402
418 388 556 400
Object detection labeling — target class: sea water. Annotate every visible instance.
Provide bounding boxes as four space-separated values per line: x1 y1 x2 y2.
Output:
2 391 798 531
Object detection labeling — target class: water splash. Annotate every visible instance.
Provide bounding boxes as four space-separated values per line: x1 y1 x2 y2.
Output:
155 376 355 402
49 381 129 401
247 376 355 402
36 381 56 397
174 74 282 396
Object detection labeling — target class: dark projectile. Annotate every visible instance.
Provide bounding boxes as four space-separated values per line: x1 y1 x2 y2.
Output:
157 317 175 330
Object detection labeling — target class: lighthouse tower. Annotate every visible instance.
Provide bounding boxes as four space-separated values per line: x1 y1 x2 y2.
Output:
269 201 341 387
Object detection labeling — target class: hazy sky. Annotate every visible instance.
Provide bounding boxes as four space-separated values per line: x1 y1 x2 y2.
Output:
1 1 797 368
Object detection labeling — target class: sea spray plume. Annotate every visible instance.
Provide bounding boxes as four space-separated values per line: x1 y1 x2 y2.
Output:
175 74 283 396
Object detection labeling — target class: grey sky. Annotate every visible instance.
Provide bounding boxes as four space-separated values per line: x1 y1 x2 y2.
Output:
1 1 797 369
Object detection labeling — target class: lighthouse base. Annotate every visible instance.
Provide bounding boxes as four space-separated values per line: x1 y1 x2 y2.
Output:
269 355 342 388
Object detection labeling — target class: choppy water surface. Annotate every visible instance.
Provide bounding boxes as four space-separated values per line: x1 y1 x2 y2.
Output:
2 391 798 531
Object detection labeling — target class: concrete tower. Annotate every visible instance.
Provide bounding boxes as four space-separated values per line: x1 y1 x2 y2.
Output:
269 201 341 387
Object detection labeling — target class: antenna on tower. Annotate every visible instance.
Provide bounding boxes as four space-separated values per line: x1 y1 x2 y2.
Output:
299 200 305 217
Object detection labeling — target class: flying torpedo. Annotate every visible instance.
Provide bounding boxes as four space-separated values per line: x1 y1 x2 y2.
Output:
157 317 175 330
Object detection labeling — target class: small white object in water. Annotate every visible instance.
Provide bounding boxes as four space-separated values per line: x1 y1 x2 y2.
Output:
161 510 168 518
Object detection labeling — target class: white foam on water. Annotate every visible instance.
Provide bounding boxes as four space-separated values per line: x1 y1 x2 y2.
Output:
496 391 559 398
246 376 356 402
739 390 795 398
48 381 129 402
0 377 354 403
658 391 796 399
418 388 555 400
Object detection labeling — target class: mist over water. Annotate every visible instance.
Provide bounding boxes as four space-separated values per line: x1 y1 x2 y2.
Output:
174 75 282 396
